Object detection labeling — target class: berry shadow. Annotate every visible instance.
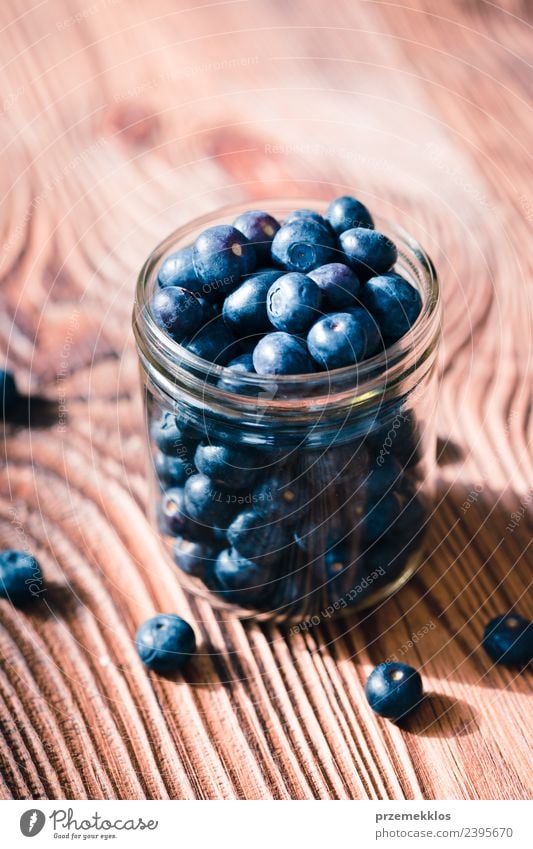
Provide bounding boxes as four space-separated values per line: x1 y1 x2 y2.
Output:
398 693 479 737
5 393 60 429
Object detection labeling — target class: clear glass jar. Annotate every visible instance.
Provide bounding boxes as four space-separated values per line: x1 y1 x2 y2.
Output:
132 200 441 621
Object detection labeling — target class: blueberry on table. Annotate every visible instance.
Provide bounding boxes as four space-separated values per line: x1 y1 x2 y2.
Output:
194 442 260 489
0 369 18 418
232 210 280 263
340 228 397 279
135 613 196 674
157 487 189 536
226 508 292 566
271 217 336 273
151 411 198 457
173 537 218 578
483 614 532 667
365 662 423 720
0 550 43 606
266 272 323 334
151 286 207 342
192 225 256 295
184 473 239 527
154 451 192 487
359 273 422 344
308 262 361 310
185 320 240 366
253 332 315 375
211 547 273 606
325 195 374 235
222 270 282 335
307 308 382 370
157 246 200 292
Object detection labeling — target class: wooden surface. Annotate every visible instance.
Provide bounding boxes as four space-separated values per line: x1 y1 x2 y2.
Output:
0 0 531 800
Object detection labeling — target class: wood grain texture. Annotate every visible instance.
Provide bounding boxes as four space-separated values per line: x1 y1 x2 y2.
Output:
0 0 531 800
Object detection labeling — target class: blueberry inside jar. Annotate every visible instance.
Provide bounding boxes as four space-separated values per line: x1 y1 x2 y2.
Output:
133 199 441 621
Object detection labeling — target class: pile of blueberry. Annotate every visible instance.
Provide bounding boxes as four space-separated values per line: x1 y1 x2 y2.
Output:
151 196 422 373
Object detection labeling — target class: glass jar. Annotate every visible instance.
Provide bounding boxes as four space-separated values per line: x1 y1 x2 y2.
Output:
133 200 441 621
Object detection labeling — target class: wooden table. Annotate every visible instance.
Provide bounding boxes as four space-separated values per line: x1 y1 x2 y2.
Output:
0 0 531 800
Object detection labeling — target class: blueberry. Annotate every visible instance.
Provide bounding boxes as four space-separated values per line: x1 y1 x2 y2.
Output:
0 369 18 418
360 491 404 543
222 270 283 335
158 487 189 536
192 225 256 295
307 308 382 369
326 195 374 235
154 451 192 487
184 473 238 527
483 614 532 667
216 353 257 394
185 320 240 366
266 272 323 334
364 458 404 501
232 210 281 263
151 286 207 342
194 442 260 489
308 263 361 310
365 662 423 720
284 208 329 228
173 537 218 578
135 613 196 674
151 411 197 457
324 537 356 580
365 409 421 469
212 548 273 606
359 273 422 343
253 332 315 375
253 471 308 524
226 509 292 566
157 246 200 293
340 228 397 279
0 550 43 606
271 218 336 273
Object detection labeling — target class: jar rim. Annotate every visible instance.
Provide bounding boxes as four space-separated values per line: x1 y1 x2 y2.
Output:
133 198 441 407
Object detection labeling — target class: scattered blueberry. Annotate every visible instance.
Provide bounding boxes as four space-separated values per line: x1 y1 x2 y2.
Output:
359 273 422 343
340 228 397 279
266 272 323 334
158 488 189 536
0 550 43 606
192 225 256 294
232 210 280 263
194 442 260 489
308 263 361 310
326 195 374 234
226 508 292 566
0 369 18 418
307 308 382 369
253 332 314 375
271 218 336 273
222 270 282 335
483 614 532 667
151 286 207 342
365 662 423 720
135 613 196 673
173 537 218 578
157 246 200 292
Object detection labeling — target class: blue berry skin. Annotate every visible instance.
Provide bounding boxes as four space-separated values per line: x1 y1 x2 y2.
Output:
0 369 18 417
212 548 272 606
158 487 189 536
194 442 259 490
232 210 281 263
359 273 422 344
253 332 315 375
326 195 374 235
266 272 323 334
185 321 240 366
340 228 397 279
173 537 217 578
483 614 533 667
0 550 43 605
226 509 292 566
253 472 308 525
157 246 200 292
151 412 198 457
192 225 256 295
222 270 283 335
308 263 361 310
271 218 336 273
151 286 207 342
365 662 423 720
284 208 329 228
216 353 256 394
307 308 382 370
154 451 191 487
135 613 196 674
183 473 238 527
